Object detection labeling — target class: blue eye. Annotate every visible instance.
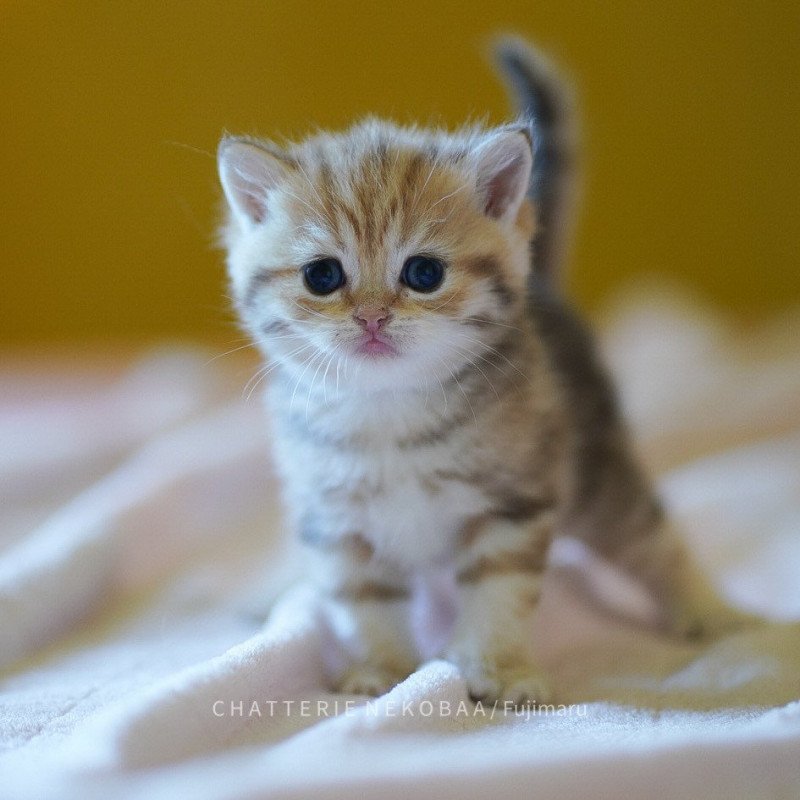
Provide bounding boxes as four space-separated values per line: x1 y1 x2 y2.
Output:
303 258 345 295
401 255 445 293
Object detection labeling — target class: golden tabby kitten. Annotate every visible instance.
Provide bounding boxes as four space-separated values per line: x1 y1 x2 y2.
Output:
217 39 752 705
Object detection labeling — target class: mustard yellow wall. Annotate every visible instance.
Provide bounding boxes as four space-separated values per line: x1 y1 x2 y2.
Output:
2 1 798 343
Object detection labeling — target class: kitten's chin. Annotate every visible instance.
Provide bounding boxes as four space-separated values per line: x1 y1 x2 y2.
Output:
343 349 432 393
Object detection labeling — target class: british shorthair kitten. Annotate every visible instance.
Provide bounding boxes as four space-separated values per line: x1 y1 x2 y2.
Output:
217 38 752 706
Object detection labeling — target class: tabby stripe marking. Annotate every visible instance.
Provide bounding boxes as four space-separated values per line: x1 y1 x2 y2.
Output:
333 581 410 603
456 543 550 584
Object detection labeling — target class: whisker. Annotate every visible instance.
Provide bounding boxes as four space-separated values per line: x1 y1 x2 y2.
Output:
459 334 532 384
280 187 327 223
257 335 305 345
242 364 269 401
305 349 329 424
295 161 324 207
438 356 477 423
290 349 326 413
243 342 313 401
450 344 501 399
320 345 341 406
460 317 525 333
165 140 215 159
243 342 311 396
425 183 467 214
342 352 351 386
431 368 448 411
409 159 438 216
204 341 255 365
428 292 460 313
292 300 337 322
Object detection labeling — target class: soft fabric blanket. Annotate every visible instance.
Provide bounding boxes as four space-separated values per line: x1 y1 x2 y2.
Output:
1 290 799 799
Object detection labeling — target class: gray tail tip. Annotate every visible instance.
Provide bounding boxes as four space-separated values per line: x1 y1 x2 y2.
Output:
489 34 576 128
490 34 553 78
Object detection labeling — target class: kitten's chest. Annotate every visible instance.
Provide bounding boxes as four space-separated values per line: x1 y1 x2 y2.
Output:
344 449 485 565
274 415 489 566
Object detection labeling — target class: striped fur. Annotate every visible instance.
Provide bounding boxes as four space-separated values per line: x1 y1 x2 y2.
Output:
217 40 757 707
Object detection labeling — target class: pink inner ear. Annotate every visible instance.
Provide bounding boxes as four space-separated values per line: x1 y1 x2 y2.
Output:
484 154 528 219
219 140 290 226
237 181 268 224
474 130 533 222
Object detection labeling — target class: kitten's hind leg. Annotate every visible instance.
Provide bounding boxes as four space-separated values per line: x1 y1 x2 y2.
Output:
607 518 761 639
444 511 554 707
313 535 418 697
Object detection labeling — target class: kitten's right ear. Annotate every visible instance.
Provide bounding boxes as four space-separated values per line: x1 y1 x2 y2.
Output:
218 137 292 227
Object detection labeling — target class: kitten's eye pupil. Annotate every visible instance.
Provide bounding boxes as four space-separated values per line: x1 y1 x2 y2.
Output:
401 256 445 293
303 258 345 295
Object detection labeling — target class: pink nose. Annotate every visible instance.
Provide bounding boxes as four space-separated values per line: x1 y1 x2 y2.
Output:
354 307 390 335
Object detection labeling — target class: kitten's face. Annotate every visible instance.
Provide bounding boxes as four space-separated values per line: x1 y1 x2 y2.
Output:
219 122 535 394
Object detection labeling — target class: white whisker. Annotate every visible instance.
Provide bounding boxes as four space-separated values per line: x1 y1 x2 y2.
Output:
290 349 326 414
243 342 313 401
280 187 328 224
438 356 476 423
342 352 351 386
204 341 255 365
461 316 525 333
450 344 501 399
320 345 340 406
409 159 438 215
335 349 343 398
292 300 337 322
428 292 460 312
459 334 532 384
305 349 329 424
430 367 448 411
425 183 467 213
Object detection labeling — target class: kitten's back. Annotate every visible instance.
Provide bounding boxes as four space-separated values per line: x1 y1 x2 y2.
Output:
495 40 661 551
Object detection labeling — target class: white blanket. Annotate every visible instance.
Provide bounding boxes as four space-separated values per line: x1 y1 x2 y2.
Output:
2 290 799 799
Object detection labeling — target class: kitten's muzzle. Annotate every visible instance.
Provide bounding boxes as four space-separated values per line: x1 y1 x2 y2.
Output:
353 306 397 356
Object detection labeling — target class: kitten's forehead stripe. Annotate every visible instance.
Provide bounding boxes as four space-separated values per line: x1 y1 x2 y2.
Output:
298 140 458 273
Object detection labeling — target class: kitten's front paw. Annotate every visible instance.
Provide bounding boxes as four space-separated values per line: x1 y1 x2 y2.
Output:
467 669 551 709
335 662 412 697
447 649 551 707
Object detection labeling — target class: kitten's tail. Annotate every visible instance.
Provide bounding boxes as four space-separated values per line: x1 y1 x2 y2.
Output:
494 37 579 289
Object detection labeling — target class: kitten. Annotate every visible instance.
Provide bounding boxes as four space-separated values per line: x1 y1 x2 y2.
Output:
217 38 752 705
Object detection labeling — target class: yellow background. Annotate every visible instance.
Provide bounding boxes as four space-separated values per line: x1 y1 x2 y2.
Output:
2 1 798 344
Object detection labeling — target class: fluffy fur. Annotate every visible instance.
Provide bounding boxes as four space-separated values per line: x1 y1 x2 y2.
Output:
217 39 754 706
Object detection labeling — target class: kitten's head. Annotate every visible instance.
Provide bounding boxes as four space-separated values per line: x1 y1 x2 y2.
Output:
218 119 535 394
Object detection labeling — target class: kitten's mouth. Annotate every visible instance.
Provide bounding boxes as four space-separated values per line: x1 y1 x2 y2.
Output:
356 334 397 357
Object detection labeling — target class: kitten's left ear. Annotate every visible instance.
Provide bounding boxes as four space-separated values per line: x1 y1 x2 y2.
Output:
472 127 533 222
